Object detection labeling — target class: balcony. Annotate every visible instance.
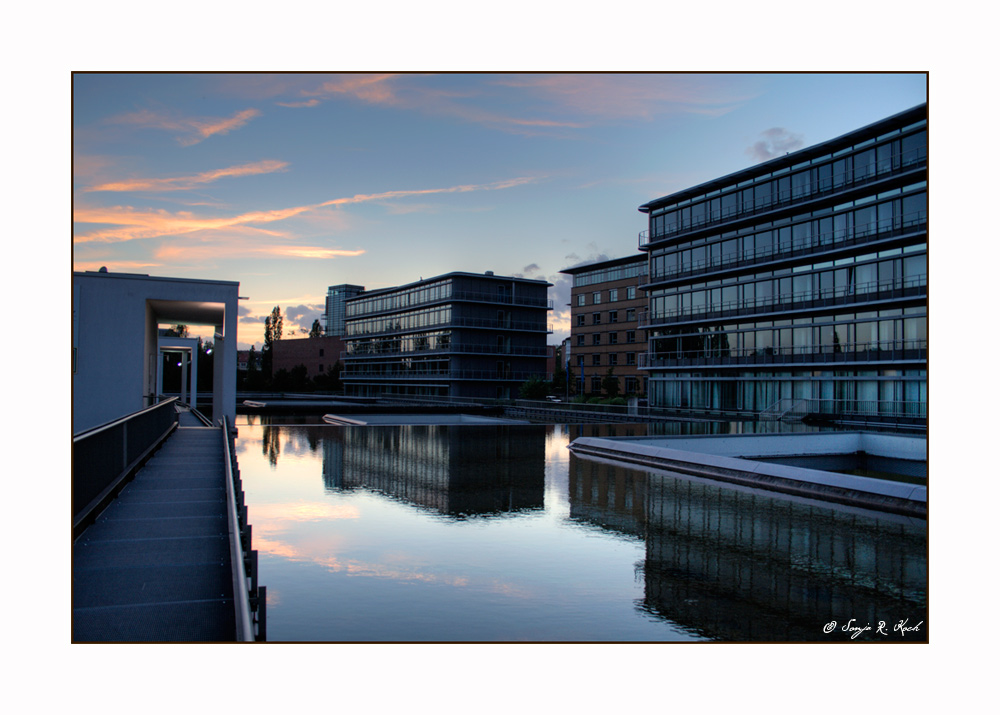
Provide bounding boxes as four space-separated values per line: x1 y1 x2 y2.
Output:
639 147 926 248
638 338 927 370
341 368 545 381
646 212 926 285
639 275 927 328
450 290 553 310
342 343 549 360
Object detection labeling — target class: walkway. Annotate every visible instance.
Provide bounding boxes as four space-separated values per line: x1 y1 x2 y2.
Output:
72 420 237 641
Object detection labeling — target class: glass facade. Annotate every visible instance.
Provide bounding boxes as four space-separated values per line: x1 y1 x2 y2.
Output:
639 104 927 423
341 273 553 399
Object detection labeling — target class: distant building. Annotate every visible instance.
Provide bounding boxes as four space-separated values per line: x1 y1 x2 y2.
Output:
272 335 346 380
638 103 927 423
323 284 365 336
73 270 239 432
560 254 649 397
341 271 553 399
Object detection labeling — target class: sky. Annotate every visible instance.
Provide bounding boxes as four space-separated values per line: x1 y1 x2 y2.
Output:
73 72 926 349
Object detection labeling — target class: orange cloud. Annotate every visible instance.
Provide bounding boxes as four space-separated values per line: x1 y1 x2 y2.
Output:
109 107 262 145
86 159 289 192
74 176 539 244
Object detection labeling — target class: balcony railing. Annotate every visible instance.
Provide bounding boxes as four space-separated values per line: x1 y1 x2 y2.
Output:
342 369 544 381
639 145 927 247
646 212 926 284
639 275 927 328
638 339 927 370
343 343 549 360
450 290 553 309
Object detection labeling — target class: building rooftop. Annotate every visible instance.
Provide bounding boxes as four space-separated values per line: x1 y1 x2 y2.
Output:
638 102 927 214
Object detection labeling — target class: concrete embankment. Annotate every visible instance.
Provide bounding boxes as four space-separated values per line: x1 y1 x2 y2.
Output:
567 433 926 518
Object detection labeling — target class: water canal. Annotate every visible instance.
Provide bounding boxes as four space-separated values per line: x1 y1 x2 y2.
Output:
234 416 927 642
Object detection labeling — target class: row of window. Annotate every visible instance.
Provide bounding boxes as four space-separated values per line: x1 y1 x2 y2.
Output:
346 279 452 318
648 314 927 360
648 188 927 281
576 330 640 346
647 247 926 322
647 371 926 416
576 285 639 306
345 305 452 336
576 308 640 327
578 376 645 393
647 127 926 239
577 352 639 368
571 262 648 288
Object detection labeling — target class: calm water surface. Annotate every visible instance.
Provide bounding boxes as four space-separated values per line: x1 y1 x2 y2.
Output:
235 417 927 642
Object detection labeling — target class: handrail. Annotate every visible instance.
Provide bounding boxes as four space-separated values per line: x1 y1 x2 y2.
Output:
73 398 179 535
73 396 179 440
222 415 255 642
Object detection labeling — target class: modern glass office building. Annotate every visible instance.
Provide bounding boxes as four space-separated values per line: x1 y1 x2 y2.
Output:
324 284 365 337
341 272 553 399
638 104 927 423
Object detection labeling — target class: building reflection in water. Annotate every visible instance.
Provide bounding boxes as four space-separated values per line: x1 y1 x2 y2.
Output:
569 453 927 641
321 425 546 518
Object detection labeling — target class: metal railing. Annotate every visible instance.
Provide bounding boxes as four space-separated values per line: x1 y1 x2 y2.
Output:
222 415 266 642
639 339 927 369
646 212 926 283
342 343 549 360
639 275 927 327
73 398 178 535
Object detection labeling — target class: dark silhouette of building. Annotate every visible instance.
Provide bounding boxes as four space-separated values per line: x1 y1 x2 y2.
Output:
341 271 552 399
638 104 927 423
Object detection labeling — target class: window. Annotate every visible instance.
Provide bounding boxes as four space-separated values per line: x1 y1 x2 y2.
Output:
592 291 602 304
626 308 636 322
319 348 325 357
627 286 636 300
626 330 636 344
609 288 618 302
577 355 585 368
609 353 618 366
609 311 619 323
577 315 586 327
593 313 602 325
593 354 601 366
577 294 585 307
609 332 619 345
593 334 601 346
319 364 324 373
591 376 602 392
577 335 585 346
626 352 636 366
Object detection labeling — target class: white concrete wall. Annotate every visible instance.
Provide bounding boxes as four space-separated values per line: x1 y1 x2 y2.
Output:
73 272 239 433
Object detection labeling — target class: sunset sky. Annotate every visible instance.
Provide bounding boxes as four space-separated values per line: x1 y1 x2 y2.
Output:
72 72 927 348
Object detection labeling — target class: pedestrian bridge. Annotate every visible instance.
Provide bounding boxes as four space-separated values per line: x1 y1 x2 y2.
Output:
72 399 265 642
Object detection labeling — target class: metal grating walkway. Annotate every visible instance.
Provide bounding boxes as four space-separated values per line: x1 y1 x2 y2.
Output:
72 425 237 642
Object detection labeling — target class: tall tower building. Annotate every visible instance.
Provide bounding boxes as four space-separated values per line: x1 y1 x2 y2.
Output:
324 284 365 337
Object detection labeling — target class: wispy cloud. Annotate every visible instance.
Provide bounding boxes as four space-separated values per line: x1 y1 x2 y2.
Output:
74 175 539 246
275 98 320 108
108 107 261 146
86 159 289 193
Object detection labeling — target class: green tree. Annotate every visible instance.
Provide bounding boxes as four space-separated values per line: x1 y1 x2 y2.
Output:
602 367 620 399
262 306 283 381
309 319 322 338
519 375 551 400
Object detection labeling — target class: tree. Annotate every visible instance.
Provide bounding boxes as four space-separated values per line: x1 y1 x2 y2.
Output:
519 375 550 400
602 367 620 399
262 306 283 381
309 319 322 338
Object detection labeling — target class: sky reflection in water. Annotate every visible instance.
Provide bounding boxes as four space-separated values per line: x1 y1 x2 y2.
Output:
235 418 926 642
